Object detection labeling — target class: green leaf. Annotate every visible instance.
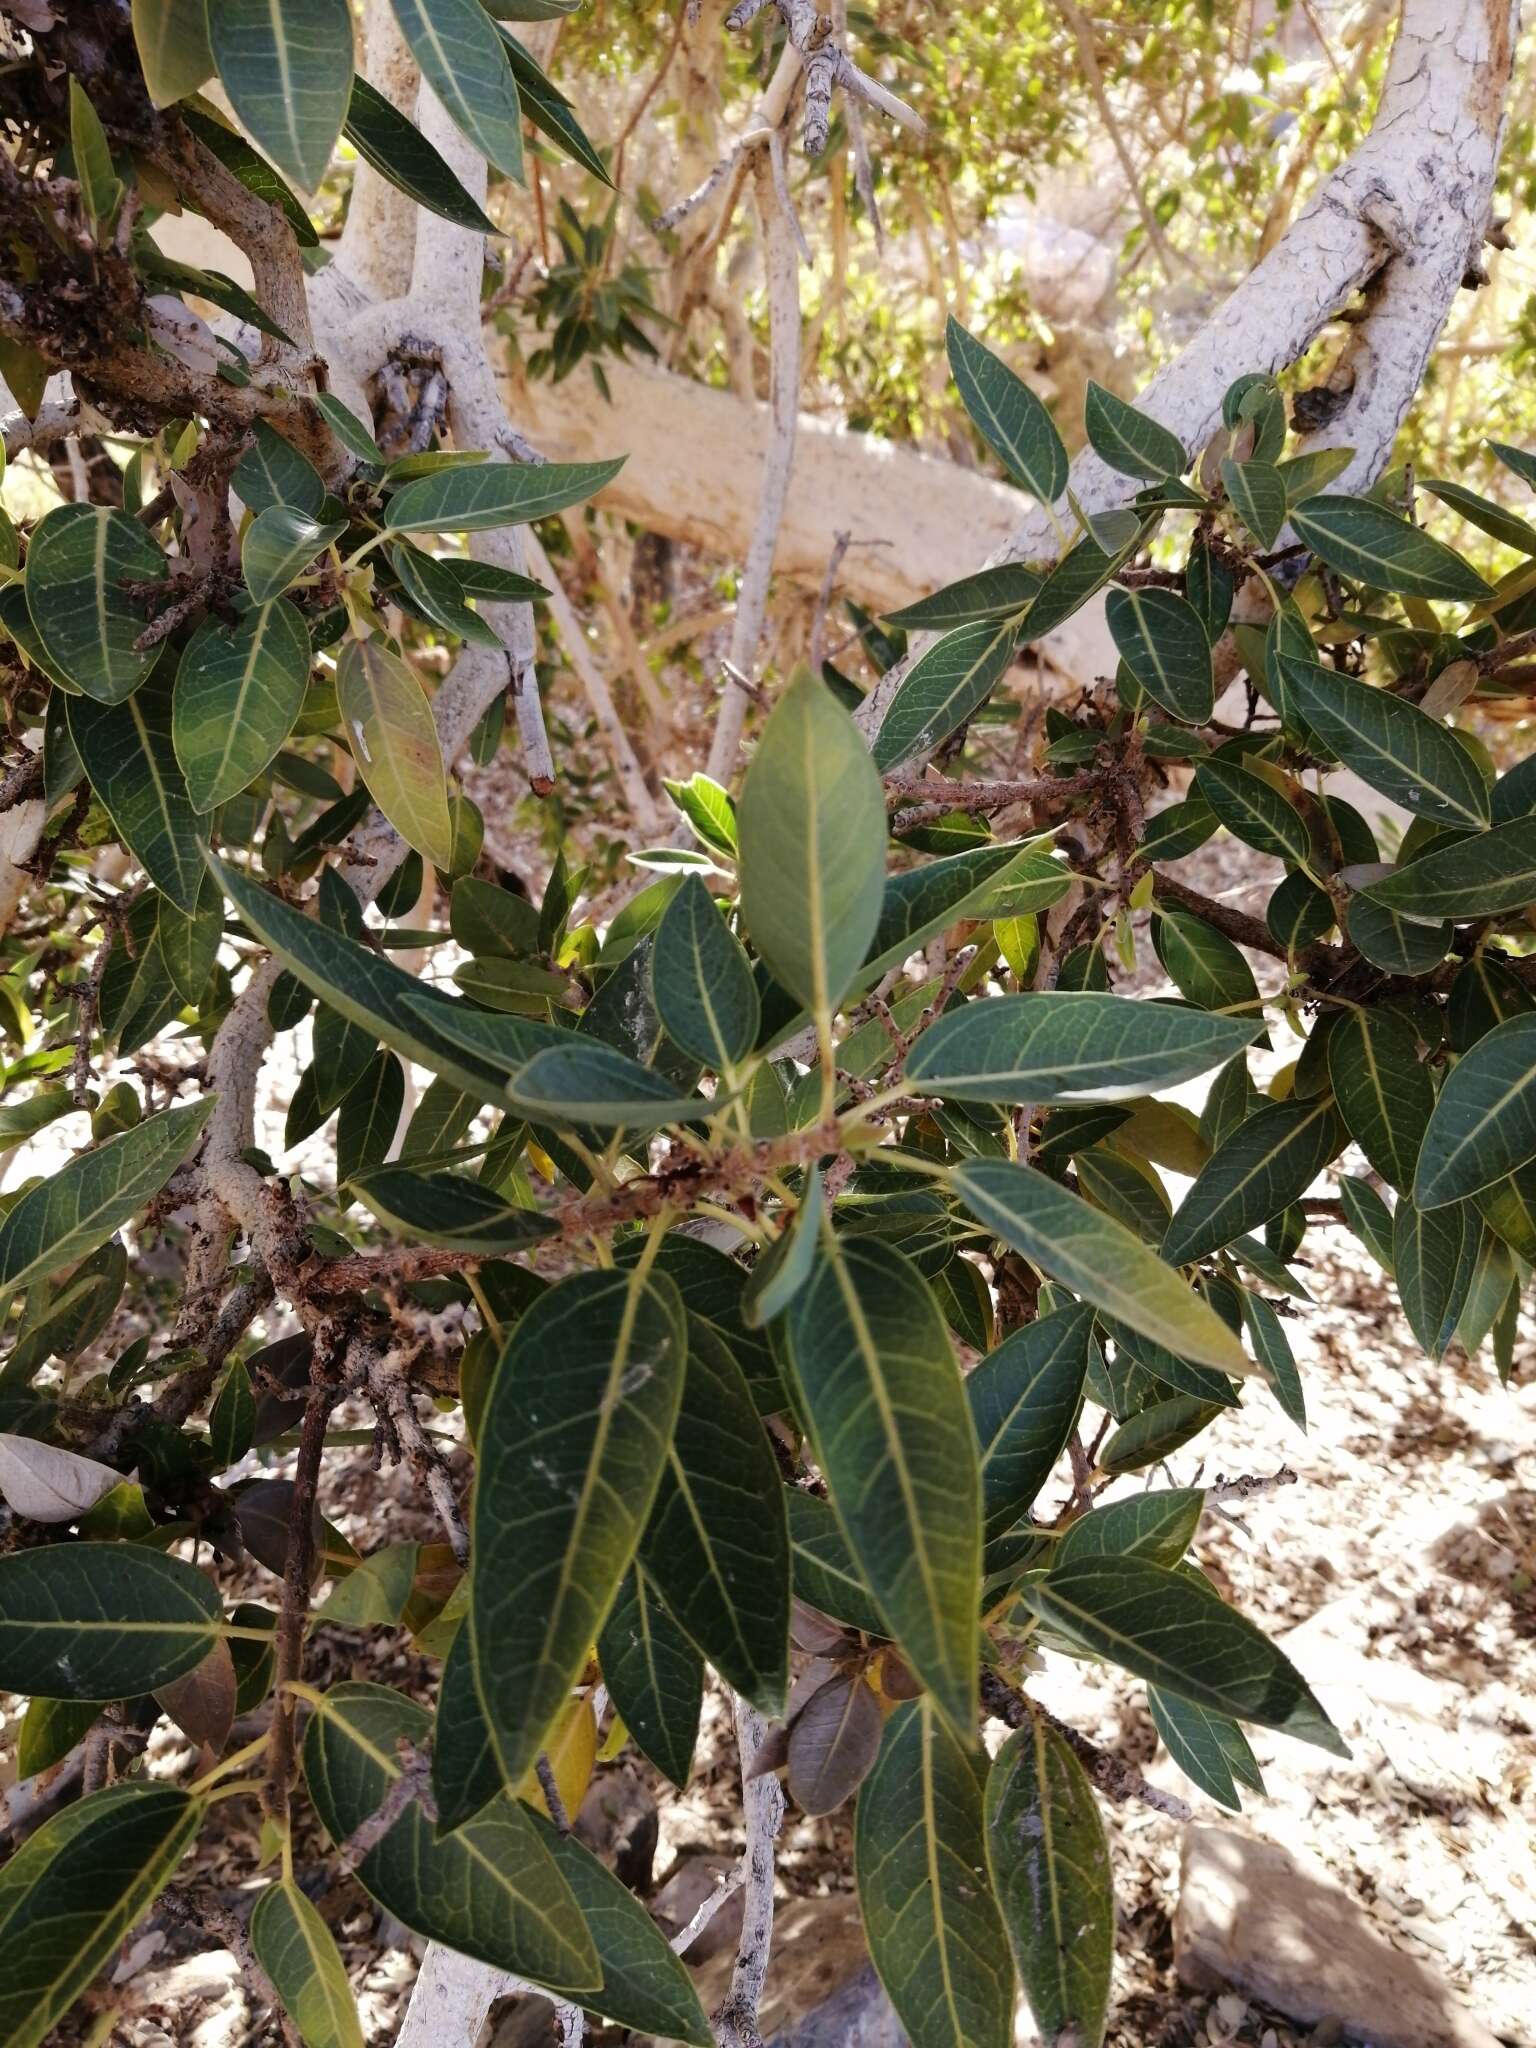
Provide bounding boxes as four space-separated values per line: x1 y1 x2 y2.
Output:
1414 1013 1536 1206
214 855 555 1100
69 82 121 225
1100 1396 1224 1474
312 391 383 465
1338 1174 1397 1274
302 1682 602 1993
906 990 1258 1106
250 1880 364 2048
497 28 611 184
1239 1288 1306 1431
1020 1556 1347 1753
1421 477 1536 555
872 617 1017 774
1083 381 1187 481
651 873 759 1070
1162 1097 1343 1265
1054 1486 1204 1569
883 564 1042 632
69 679 204 912
967 1302 1091 1536
132 0 215 105
1393 1195 1479 1359
156 871 224 1005
1346 894 1452 973
639 1316 790 1712
863 840 1070 987
1153 906 1262 1017
507 1041 707 1130
597 1564 702 1786
0 1783 200 2048
388 0 524 179
1106 587 1213 723
208 0 354 190
243 506 345 604
386 456 624 533
1221 457 1286 549
1362 816 1536 923
786 1488 889 1636
985 1705 1114 2048
234 421 326 517
1147 1688 1253 1810
785 1238 981 1736
1291 495 1492 603
336 636 455 869
0 1099 211 1296
181 102 319 243
174 599 310 813
0 1541 221 1696
351 1166 555 1252
25 505 167 705
951 1160 1249 1374
855 1702 1014 2048
391 541 502 649
343 74 499 233
1280 658 1490 830
532 1814 713 2044
335 1050 405 1183
946 317 1067 504
1194 756 1313 865
1326 1007 1433 1192
742 1165 823 1328
210 1358 256 1468
317 1542 419 1628
738 669 886 1018
471 1268 686 1788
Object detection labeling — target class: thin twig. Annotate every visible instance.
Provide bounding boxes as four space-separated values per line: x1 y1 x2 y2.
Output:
980 1671 1194 1821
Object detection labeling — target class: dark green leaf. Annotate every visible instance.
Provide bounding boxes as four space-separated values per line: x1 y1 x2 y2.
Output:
1106 587 1212 723
1083 382 1187 480
1415 1014 1536 1206
1238 1288 1306 1431
352 1166 555 1251
1291 495 1491 602
1346 894 1452 973
234 421 326 517
786 1487 888 1636
1392 1195 1477 1359
1280 658 1490 830
508 1041 706 1130
1420 477 1536 555
0 1542 221 1697
175 599 310 813
985 1705 1114 2048
1147 1688 1249 1810
208 0 354 190
384 457 624 533
856 1702 1013 2048
1022 1556 1346 1753
883 564 1042 632
907 990 1258 1106
1194 757 1313 865
243 506 345 603
1054 1487 1204 1569
25 505 167 705
1221 457 1286 549
967 1303 1091 1536
0 1783 200 2048
785 1238 980 1736
69 678 204 912
872 618 1017 773
1152 908 1263 1018
343 74 499 232
1162 1097 1343 1265
597 1565 703 1787
1362 816 1536 923
335 1051 405 1183
651 873 759 1070
389 0 525 179
1326 1007 1433 1192
470 1268 686 1788
947 317 1067 503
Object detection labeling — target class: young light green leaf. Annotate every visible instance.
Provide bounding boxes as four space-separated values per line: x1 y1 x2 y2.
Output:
855 1702 1014 2048
946 316 1068 505
651 872 759 1069
389 0 525 179
471 1268 686 1789
25 504 168 704
906 990 1258 1106
132 0 216 105
303 1682 602 1994
343 74 499 233
0 1098 212 1296
386 456 624 533
1361 816 1536 923
174 599 310 813
0 1783 201 2048
985 1705 1114 2048
1280 657 1491 830
785 1237 981 1737
243 506 345 603
1083 381 1188 481
597 1564 703 1787
208 0 355 192
1291 495 1492 602
967 1301 1092 1536
1414 1013 1536 1207
1326 1007 1433 1192
738 668 886 1018
1162 1097 1343 1266
250 1880 364 2048
69 679 205 911
639 1316 790 1713
0 1542 221 1697
1106 587 1213 723
336 636 455 870
872 617 1017 773
951 1159 1250 1374
1221 457 1287 549
1020 1556 1347 1753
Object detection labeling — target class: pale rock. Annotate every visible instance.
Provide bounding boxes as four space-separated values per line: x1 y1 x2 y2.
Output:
1174 1825 1503 2048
